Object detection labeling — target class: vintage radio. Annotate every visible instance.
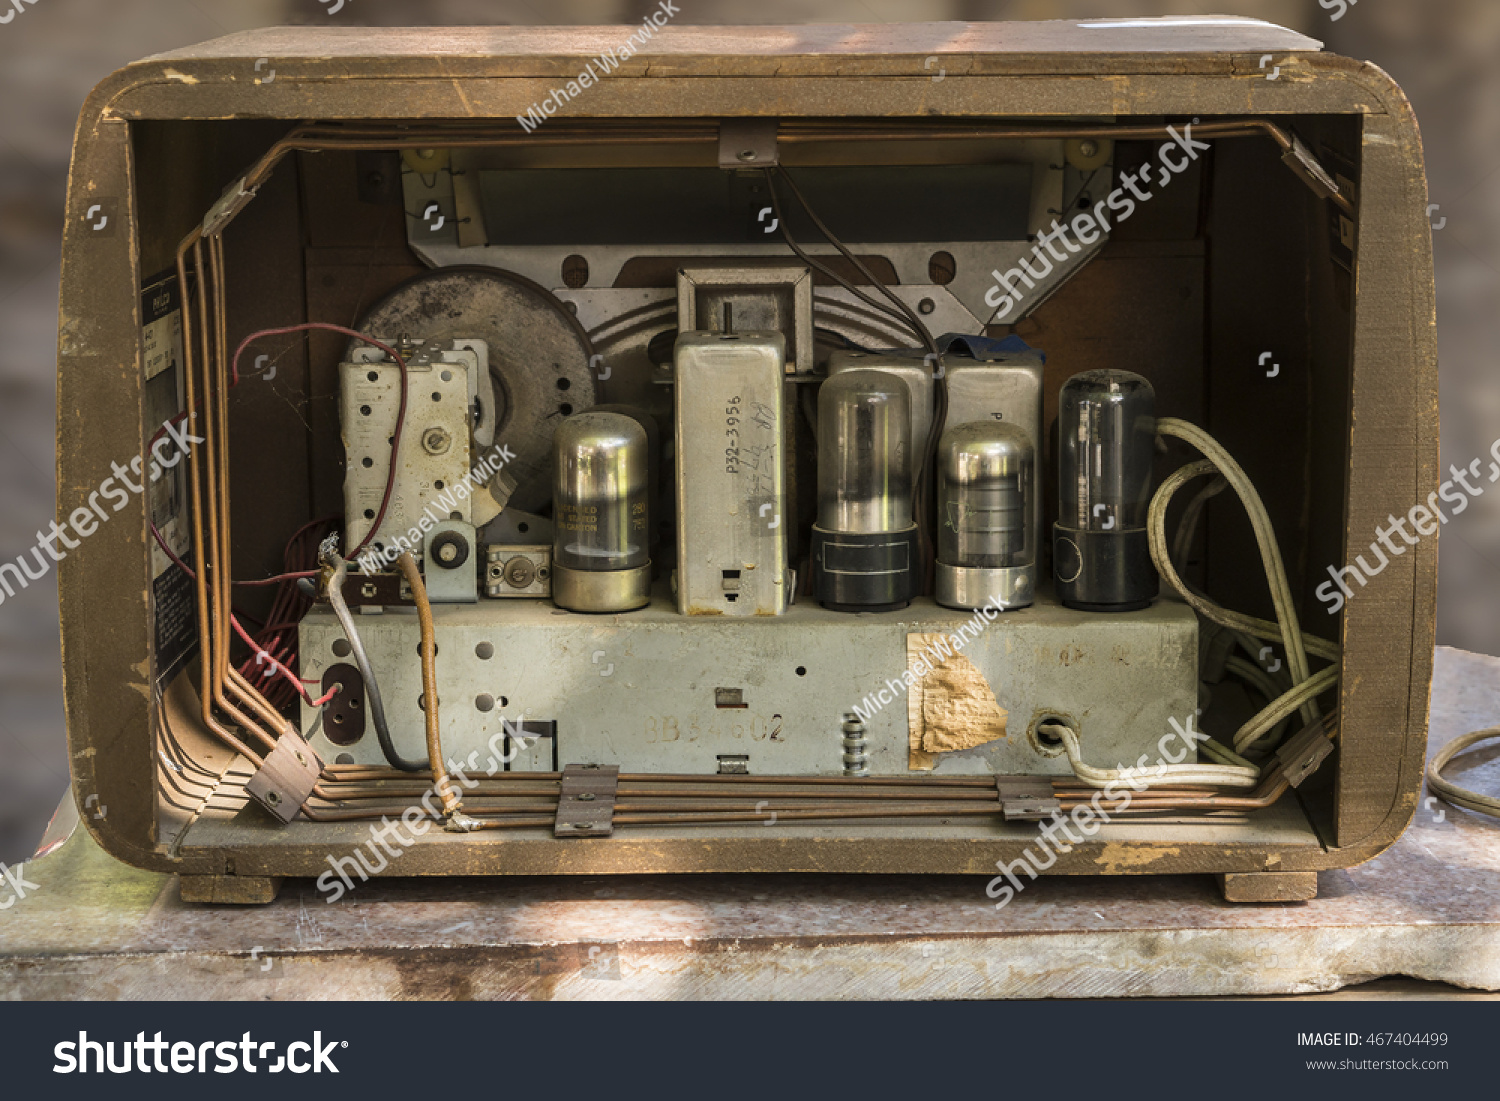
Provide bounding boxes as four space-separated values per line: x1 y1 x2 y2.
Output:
56 18 1435 903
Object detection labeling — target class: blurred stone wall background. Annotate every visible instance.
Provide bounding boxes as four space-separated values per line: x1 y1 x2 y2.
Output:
0 0 1492 863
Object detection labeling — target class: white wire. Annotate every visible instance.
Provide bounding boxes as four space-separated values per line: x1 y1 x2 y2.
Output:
1427 726 1500 819
1154 419 1327 714
1042 723 1260 791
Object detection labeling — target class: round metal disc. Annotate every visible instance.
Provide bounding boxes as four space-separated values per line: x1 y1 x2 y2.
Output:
353 266 597 512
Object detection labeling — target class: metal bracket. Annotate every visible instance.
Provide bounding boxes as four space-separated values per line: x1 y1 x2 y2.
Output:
995 775 1061 821
244 731 324 823
423 520 479 603
1280 132 1351 216
719 119 779 169
201 176 259 238
1275 714 1336 788
554 764 619 838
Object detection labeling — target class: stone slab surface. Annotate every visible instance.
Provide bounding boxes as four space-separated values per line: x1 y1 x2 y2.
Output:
1 646 1497 1001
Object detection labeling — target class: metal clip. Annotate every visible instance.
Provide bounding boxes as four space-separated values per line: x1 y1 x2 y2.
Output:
1274 713 1336 788
1280 133 1350 217
719 119 779 169
244 730 324 824
995 775 1060 822
555 763 619 837
201 176 259 238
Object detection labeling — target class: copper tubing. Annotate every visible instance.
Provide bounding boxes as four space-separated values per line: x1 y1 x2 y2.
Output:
175 232 260 764
177 232 278 761
395 552 462 816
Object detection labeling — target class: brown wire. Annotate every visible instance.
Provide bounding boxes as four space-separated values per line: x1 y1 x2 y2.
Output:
395 552 461 817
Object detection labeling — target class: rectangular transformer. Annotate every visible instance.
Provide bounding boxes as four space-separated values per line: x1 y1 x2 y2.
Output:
673 330 791 616
55 20 1437 902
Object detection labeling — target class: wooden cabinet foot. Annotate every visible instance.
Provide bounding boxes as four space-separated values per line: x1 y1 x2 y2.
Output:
179 874 282 905
1219 871 1317 902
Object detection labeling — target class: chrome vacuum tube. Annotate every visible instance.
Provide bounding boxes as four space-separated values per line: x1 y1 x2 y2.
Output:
810 369 920 611
936 421 1035 610
1053 370 1158 612
552 411 651 613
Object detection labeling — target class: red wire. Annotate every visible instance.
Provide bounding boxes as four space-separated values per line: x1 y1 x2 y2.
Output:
231 614 338 706
230 323 409 559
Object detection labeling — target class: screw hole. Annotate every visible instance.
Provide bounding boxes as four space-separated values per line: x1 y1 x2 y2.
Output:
332 639 352 657
476 642 494 660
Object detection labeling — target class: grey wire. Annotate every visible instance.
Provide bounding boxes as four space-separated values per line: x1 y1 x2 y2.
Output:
323 546 425 772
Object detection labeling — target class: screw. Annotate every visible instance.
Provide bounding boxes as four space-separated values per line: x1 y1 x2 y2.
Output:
1079 139 1099 158
422 427 452 455
918 297 936 315
504 557 537 588
266 791 283 806
738 149 757 162
577 793 596 802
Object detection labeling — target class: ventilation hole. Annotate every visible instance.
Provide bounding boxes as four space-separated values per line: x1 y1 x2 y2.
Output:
361 457 374 468
561 254 589 288
416 643 440 656
476 642 494 660
335 753 354 765
500 696 510 707
795 666 807 677
366 371 379 382
332 639 352 657
434 480 445 490
518 522 530 534
363 509 375 520
440 369 453 382
431 391 442 402
928 250 957 285
556 378 571 391
475 694 495 712
559 403 573 416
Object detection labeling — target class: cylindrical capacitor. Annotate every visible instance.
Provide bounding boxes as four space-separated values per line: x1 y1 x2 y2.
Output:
1053 369 1158 612
810 369 921 612
935 421 1035 610
551 411 652 613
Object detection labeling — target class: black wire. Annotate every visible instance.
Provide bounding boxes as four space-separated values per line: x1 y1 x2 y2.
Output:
761 171 919 339
772 167 939 360
766 166 946 590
